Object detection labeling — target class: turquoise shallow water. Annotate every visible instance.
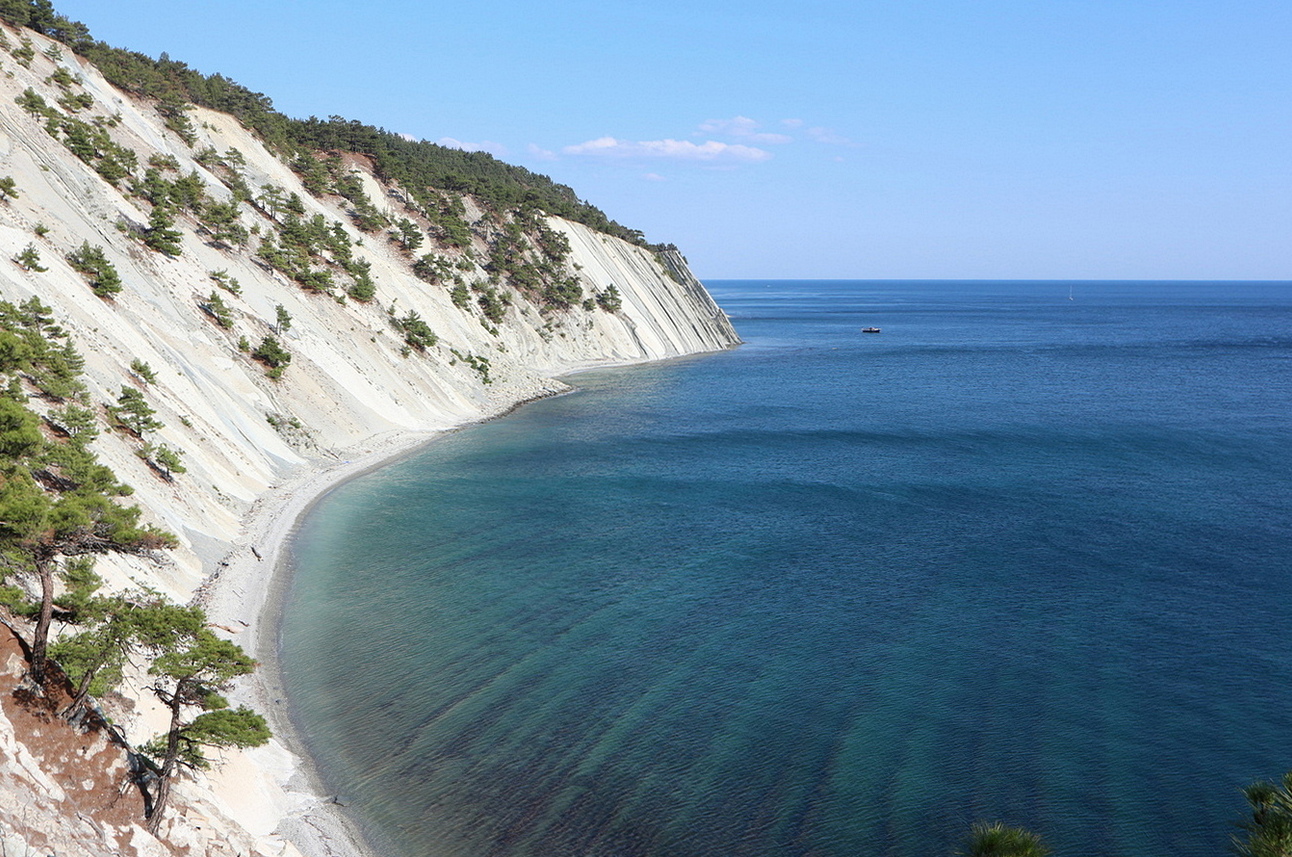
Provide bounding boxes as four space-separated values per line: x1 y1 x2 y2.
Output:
281 280 1292 856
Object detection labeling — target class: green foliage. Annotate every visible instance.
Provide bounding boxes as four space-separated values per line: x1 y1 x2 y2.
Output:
45 403 97 444
150 627 256 697
140 617 268 830
169 170 207 212
346 258 376 302
57 89 92 112
0 175 17 200
11 37 33 67
450 283 470 309
46 576 205 719
129 359 157 384
291 152 331 196
50 616 129 699
596 284 623 313
412 252 453 284
15 86 48 116
208 268 240 295
13 243 46 271
18 90 140 187
390 311 436 352
183 706 270 752
139 442 185 479
47 65 75 89
0 396 43 459
200 198 247 247
0 298 89 401
200 291 233 328
451 349 492 384
66 241 123 297
0 290 177 687
111 385 162 436
393 217 423 251
960 822 1050 857
156 95 196 145
256 183 285 219
476 286 508 324
294 266 334 292
251 335 291 377
274 303 291 334
1235 771 1292 857
143 205 183 256
148 152 180 172
541 276 582 310
10 12 649 244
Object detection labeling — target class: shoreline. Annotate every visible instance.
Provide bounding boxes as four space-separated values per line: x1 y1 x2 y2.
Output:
197 352 734 857
199 387 579 857
202 428 438 857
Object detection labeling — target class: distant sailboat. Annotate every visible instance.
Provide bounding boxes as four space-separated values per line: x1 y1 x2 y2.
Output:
1068 285 1074 300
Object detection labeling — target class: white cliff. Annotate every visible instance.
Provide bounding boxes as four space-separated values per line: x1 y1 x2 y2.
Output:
0 20 738 857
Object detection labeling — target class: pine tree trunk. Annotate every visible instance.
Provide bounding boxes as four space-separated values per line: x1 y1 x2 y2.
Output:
61 666 97 721
30 560 54 686
146 696 185 836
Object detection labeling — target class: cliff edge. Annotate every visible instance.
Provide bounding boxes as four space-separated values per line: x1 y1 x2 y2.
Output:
0 19 738 857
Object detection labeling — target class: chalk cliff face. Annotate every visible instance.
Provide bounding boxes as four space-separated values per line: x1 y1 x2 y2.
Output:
0 21 738 857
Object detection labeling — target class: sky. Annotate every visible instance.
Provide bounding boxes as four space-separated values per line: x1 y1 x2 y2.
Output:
49 0 1292 280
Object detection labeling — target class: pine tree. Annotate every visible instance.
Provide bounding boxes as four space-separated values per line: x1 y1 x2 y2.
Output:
274 304 292 334
13 243 47 271
144 626 269 833
0 396 175 685
143 206 183 256
111 386 163 436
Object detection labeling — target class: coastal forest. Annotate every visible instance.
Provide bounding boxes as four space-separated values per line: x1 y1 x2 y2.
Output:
0 0 651 245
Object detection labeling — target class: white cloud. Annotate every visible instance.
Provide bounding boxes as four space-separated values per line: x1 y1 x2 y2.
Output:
781 118 805 128
697 116 792 144
527 143 557 161
562 136 771 163
641 172 667 182
437 137 508 157
398 132 417 142
805 126 854 146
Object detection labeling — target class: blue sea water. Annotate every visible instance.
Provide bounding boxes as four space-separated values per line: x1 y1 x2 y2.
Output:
280 280 1292 857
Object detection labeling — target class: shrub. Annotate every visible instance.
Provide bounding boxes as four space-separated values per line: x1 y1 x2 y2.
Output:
200 292 233 329
251 336 291 378
596 284 623 313
391 311 436 351
67 242 123 298
129 359 157 384
111 386 162 436
13 244 46 271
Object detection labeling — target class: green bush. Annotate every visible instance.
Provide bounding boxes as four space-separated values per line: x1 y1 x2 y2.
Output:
251 335 291 377
391 311 436 351
67 242 122 298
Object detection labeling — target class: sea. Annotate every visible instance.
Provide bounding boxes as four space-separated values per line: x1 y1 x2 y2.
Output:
279 280 1292 857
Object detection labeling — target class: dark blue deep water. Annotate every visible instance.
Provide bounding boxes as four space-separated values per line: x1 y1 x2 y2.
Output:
281 280 1292 857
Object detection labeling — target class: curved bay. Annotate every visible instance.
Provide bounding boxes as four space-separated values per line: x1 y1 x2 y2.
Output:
282 281 1292 857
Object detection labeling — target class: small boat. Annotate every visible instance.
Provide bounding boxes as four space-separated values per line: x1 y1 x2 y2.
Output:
862 327 881 334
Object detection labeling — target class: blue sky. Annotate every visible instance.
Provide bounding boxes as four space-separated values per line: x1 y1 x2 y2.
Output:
52 0 1292 279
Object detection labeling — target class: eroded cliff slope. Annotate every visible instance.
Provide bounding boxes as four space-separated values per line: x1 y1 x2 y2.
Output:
0 19 738 857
